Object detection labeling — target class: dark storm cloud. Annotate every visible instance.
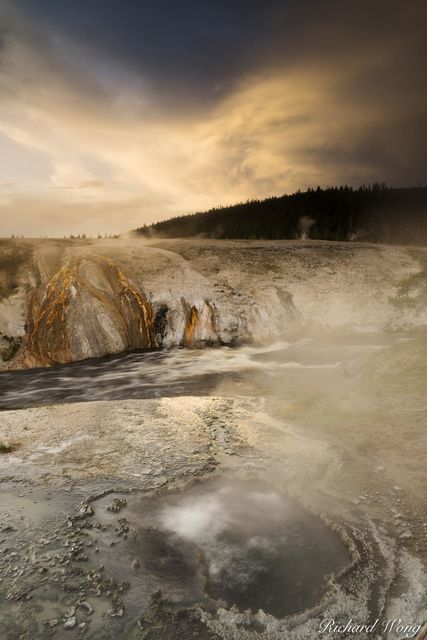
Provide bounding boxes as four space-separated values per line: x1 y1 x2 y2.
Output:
10 0 426 105
10 0 288 109
8 1 427 158
0 0 426 234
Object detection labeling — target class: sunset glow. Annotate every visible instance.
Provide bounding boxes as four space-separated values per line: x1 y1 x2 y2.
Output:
0 0 425 235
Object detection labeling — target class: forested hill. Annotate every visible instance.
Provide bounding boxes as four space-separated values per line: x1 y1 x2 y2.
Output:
134 185 427 244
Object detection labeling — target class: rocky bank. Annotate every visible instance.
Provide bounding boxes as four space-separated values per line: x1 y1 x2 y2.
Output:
1 238 427 369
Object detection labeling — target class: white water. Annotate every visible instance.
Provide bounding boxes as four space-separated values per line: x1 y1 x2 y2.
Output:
0 333 417 409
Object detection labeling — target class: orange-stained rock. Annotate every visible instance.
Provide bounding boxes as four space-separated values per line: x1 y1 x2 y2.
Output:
183 300 218 348
24 255 155 366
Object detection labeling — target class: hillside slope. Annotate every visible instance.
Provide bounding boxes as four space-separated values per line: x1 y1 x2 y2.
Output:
134 185 427 243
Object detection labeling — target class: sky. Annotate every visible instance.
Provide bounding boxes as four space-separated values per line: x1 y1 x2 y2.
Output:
0 0 426 236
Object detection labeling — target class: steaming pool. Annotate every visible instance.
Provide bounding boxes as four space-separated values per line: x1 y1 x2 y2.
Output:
92 480 350 619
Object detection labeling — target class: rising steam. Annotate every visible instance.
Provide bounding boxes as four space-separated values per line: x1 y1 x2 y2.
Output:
298 215 315 240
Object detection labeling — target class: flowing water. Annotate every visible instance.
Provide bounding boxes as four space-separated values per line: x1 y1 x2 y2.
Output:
0 332 419 411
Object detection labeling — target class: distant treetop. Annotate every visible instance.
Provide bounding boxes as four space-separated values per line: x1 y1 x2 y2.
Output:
134 185 427 245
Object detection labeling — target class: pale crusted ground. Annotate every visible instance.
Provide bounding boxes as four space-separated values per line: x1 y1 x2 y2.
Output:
0 395 426 639
0 397 230 483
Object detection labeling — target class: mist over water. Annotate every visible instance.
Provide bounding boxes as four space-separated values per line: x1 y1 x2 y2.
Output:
158 481 349 617
0 333 415 411
94 479 350 618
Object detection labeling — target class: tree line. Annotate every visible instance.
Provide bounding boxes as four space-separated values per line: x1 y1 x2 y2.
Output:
134 185 427 245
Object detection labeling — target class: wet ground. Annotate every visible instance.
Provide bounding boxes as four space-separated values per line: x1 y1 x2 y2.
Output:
1 335 427 639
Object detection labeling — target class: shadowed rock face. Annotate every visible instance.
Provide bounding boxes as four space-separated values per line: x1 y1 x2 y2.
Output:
24 255 155 366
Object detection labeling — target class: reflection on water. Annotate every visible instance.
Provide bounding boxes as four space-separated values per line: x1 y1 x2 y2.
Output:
0 332 423 411
94 479 350 618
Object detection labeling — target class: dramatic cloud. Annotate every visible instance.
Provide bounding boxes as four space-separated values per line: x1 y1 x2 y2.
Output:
0 0 425 235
